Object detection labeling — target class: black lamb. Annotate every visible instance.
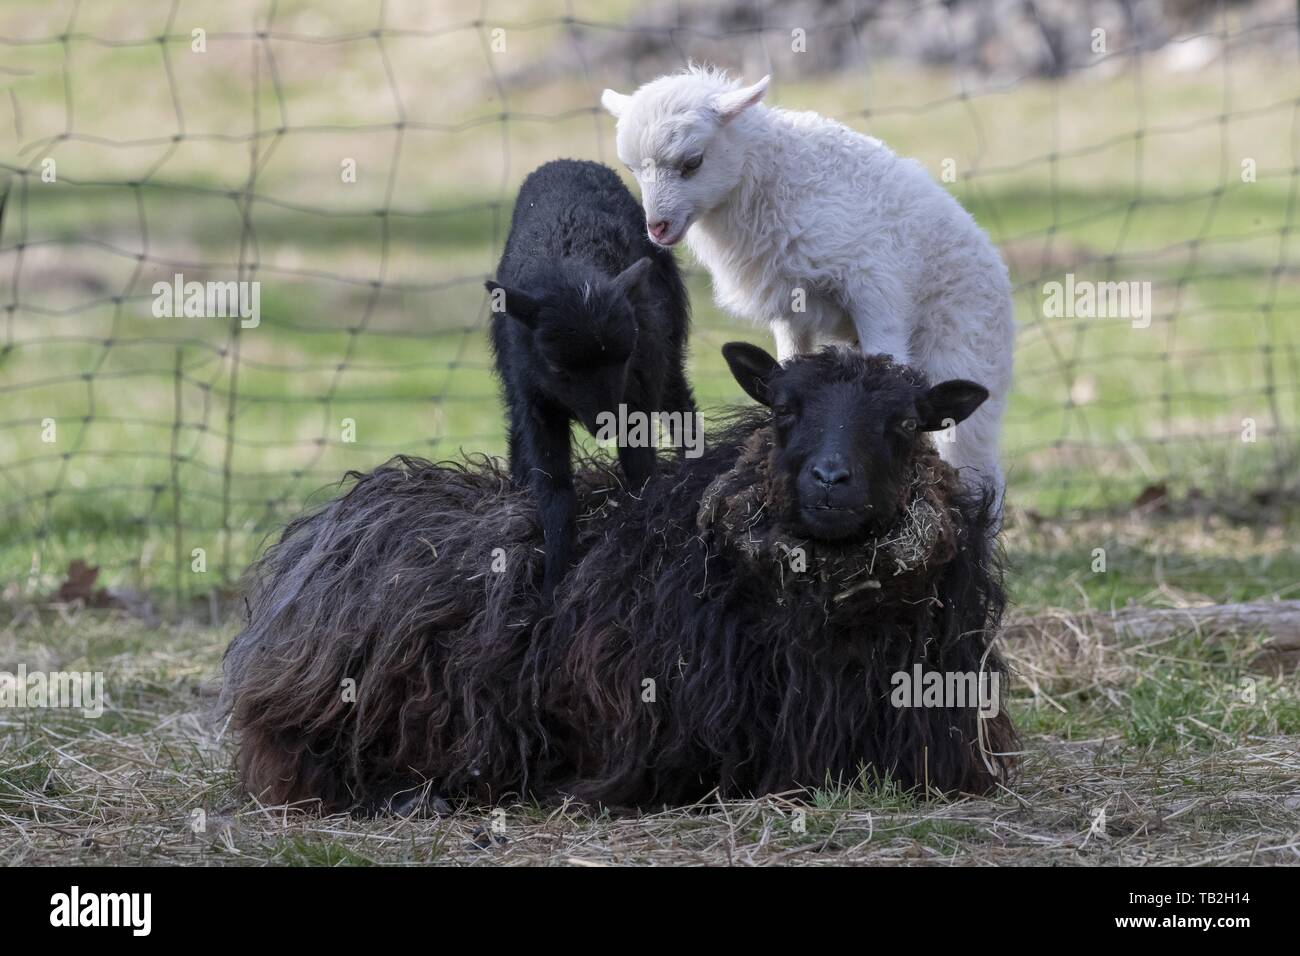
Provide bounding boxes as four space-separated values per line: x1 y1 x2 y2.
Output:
486 159 694 596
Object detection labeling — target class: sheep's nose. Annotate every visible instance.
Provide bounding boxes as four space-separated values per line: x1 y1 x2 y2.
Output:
648 220 671 241
811 459 851 487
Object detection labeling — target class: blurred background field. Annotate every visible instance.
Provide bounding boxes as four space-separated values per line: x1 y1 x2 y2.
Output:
1 0 1298 609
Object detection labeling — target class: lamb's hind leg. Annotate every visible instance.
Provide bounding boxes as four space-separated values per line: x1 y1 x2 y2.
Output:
938 392 1006 523
518 411 576 598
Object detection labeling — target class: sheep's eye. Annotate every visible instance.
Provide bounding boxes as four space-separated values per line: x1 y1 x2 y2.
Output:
772 403 796 420
898 418 919 433
681 154 703 175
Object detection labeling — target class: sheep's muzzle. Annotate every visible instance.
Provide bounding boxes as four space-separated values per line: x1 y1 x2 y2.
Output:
695 427 965 602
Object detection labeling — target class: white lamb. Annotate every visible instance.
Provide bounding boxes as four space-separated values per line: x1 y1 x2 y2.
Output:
601 66 1015 502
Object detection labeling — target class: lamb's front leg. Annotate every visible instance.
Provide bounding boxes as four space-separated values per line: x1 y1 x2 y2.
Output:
845 276 912 366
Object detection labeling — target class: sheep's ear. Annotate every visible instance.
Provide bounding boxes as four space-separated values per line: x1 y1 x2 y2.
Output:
918 380 989 431
601 88 631 118
612 257 653 296
713 75 770 124
485 280 541 327
722 341 779 407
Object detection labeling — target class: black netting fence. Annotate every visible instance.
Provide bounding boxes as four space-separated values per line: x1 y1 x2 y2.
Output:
1 0 1298 607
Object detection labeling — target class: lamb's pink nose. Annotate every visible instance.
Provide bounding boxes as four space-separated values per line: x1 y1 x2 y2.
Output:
648 220 671 242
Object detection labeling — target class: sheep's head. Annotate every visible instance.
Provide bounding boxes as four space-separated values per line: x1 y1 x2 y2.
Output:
602 67 769 247
722 342 989 542
485 259 649 433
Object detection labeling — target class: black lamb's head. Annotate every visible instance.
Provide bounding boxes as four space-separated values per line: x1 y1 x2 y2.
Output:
722 342 989 542
486 258 652 433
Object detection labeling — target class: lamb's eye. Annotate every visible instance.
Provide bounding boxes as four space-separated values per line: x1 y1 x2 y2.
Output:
772 403 796 420
681 154 703 175
899 418 919 433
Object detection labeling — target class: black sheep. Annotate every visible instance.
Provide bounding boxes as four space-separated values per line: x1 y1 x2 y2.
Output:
486 159 694 596
223 345 1016 813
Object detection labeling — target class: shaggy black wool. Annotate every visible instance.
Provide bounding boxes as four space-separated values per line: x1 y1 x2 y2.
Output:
223 414 1015 812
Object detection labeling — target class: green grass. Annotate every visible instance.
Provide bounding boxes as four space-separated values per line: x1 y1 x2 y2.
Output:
1014 632 1300 746
1124 648 1300 748
273 836 380 867
1005 507 1300 609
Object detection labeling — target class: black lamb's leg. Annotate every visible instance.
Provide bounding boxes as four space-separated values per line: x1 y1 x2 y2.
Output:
537 478 576 599
666 367 699 460
617 440 657 493
522 408 576 600
612 393 657 491
506 420 527 486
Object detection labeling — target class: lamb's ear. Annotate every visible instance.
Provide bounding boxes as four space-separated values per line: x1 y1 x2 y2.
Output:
713 75 770 124
918 379 989 431
612 257 653 296
601 88 631 118
485 280 541 327
722 341 779 407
